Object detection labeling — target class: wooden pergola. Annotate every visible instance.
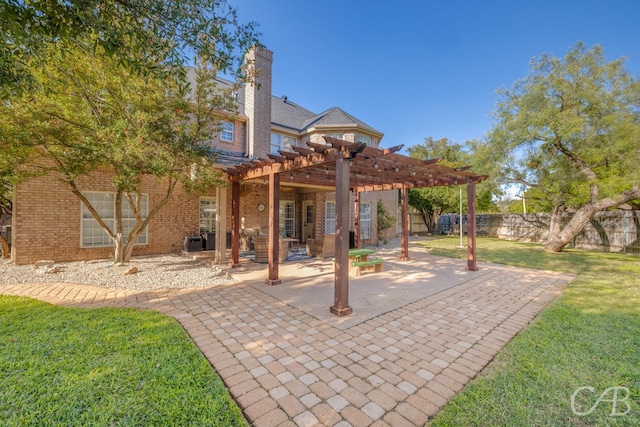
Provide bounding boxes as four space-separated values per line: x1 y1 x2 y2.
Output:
226 137 487 317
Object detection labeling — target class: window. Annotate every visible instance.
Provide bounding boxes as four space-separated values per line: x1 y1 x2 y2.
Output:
360 202 371 240
357 134 372 146
81 192 148 247
279 201 295 237
271 133 296 154
199 197 216 234
221 121 234 142
325 201 336 234
325 133 344 143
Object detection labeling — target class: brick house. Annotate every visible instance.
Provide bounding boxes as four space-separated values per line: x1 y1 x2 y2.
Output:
9 46 398 265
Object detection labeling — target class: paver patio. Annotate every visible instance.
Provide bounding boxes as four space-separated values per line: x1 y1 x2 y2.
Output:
0 243 574 426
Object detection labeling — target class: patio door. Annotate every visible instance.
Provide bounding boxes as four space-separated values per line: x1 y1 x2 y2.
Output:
302 201 314 243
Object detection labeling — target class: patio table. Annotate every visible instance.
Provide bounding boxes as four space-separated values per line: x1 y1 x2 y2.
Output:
282 237 300 252
348 248 375 262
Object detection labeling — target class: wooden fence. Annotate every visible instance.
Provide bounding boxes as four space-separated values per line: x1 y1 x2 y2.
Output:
410 210 640 253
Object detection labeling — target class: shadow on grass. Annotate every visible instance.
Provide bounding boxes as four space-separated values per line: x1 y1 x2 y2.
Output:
416 237 640 316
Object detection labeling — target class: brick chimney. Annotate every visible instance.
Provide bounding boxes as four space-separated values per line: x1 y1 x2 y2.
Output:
244 46 273 158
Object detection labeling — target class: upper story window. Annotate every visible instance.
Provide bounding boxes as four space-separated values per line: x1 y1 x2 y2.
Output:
326 133 344 140
357 134 372 146
271 133 296 154
221 121 234 142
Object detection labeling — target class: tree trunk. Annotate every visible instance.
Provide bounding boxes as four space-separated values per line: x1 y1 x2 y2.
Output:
113 236 126 263
544 188 640 252
544 207 595 252
0 235 9 259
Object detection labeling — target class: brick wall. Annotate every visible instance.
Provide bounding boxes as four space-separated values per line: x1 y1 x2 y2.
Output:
12 170 209 264
208 118 246 154
236 182 301 235
244 46 273 158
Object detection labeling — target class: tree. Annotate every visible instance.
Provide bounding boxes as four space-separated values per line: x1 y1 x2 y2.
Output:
0 0 259 98
407 137 496 234
485 42 640 252
0 44 231 263
376 199 395 244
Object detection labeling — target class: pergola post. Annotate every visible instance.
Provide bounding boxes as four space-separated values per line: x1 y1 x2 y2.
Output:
229 181 240 268
215 185 228 265
330 157 352 316
400 184 410 261
466 180 478 271
353 191 360 249
267 173 281 285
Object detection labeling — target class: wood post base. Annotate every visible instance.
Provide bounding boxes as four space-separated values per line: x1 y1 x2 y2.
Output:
330 306 353 317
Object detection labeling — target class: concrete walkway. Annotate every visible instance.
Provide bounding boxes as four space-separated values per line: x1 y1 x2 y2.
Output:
0 245 574 426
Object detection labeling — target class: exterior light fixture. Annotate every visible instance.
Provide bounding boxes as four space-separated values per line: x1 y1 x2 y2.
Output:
374 161 378 169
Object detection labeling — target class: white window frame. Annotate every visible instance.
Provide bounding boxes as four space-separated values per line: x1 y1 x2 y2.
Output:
325 133 344 143
357 134 372 146
81 192 148 248
199 197 216 234
279 201 295 238
221 120 234 142
271 132 296 154
325 201 336 234
360 202 371 240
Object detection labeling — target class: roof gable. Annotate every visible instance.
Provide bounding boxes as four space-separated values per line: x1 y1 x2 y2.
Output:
302 107 381 135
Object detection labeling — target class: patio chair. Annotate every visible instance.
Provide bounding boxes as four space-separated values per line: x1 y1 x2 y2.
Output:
306 234 336 258
253 235 289 263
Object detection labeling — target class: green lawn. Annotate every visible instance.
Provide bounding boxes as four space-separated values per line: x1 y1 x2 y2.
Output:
420 237 640 426
0 297 248 427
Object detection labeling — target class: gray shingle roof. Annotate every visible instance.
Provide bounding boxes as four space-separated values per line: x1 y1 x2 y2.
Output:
271 96 317 130
301 106 380 135
185 67 382 136
209 149 251 169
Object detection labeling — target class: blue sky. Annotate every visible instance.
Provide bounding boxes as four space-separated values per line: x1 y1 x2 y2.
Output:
231 0 640 151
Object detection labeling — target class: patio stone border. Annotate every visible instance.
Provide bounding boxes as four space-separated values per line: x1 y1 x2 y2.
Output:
1 260 574 426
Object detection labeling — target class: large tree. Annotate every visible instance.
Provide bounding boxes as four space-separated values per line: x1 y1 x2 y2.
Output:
407 137 496 234
0 0 258 98
0 43 235 263
1 0 258 263
485 42 640 252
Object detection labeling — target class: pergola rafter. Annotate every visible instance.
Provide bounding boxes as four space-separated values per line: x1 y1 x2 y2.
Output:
226 136 487 316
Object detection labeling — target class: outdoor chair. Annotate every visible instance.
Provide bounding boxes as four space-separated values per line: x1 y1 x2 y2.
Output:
253 235 289 263
306 234 336 258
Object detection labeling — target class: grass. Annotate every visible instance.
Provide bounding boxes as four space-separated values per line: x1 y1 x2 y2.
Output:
0 297 248 427
419 237 640 426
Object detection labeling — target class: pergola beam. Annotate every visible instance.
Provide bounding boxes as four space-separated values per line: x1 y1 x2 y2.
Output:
225 138 488 318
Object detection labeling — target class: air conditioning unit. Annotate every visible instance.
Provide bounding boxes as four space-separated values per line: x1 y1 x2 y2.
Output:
184 236 203 252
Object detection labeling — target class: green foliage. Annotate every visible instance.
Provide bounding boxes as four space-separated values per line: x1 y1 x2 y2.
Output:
486 41 640 209
419 237 640 426
376 199 395 243
0 296 249 426
0 43 231 262
0 0 260 98
407 137 497 233
479 42 640 250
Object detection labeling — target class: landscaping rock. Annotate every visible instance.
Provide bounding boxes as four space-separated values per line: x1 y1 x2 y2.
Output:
34 260 55 269
124 266 139 275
